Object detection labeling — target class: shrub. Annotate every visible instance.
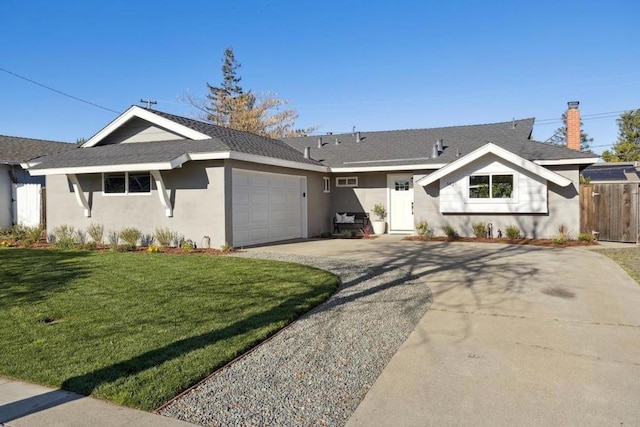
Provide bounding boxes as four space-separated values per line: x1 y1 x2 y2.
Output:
441 224 458 240
153 227 176 246
22 226 44 247
52 225 77 250
472 222 487 238
556 224 572 241
181 240 195 252
83 241 98 251
220 242 232 252
140 234 154 247
107 231 119 251
578 232 595 242
360 224 373 238
553 236 567 245
5 225 28 241
415 221 434 239
119 228 141 247
505 225 521 240
75 229 87 245
87 223 104 244
147 245 160 253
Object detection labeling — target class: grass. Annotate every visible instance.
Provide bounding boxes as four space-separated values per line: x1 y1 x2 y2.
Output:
0 249 339 410
597 247 640 285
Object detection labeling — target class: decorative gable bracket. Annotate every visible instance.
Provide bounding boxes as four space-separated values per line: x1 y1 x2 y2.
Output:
66 174 91 217
151 170 173 217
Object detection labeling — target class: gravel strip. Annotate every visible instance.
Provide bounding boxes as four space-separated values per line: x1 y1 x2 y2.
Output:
159 252 432 426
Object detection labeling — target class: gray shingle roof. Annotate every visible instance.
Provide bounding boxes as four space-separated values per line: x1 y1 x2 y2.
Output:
0 135 74 165
29 109 322 170
282 119 596 168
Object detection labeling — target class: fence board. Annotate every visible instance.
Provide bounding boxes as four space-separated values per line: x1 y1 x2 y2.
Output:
581 183 639 242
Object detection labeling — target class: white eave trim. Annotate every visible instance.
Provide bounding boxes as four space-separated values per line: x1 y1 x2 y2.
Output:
534 157 600 166
331 163 446 173
26 151 327 175
416 143 573 187
27 155 189 176
82 105 210 148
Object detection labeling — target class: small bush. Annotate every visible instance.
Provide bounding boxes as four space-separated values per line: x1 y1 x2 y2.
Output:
441 224 459 240
147 245 160 253
360 224 373 238
116 244 137 252
83 241 98 251
21 226 44 247
52 225 77 250
472 222 487 238
220 242 232 252
415 221 434 239
153 227 176 246
553 236 567 245
107 231 119 251
578 232 595 242
181 240 195 252
119 228 141 247
87 223 104 244
75 229 87 245
505 225 521 240
5 225 28 241
556 224 572 242
140 234 154 247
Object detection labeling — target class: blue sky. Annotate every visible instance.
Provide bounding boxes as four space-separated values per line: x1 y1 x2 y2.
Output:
1 0 638 155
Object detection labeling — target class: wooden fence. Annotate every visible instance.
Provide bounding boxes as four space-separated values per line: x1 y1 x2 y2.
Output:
580 183 639 242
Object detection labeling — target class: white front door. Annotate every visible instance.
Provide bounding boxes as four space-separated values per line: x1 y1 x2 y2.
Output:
387 174 414 233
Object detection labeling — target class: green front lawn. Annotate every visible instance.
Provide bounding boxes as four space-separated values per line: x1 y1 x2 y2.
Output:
0 249 339 410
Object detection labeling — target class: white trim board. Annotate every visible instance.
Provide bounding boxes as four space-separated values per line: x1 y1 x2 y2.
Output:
416 143 573 187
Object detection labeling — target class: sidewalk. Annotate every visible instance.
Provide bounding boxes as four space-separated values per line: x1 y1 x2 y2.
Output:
0 377 195 427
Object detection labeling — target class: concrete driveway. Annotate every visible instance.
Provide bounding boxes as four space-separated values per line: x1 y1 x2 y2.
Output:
256 236 640 426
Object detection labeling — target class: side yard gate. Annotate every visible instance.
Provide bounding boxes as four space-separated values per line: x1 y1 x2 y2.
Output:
11 183 44 228
580 183 639 243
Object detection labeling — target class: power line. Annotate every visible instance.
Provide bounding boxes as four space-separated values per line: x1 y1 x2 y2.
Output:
0 66 120 114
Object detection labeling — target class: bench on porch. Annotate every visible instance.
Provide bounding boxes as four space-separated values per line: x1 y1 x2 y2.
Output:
333 212 370 233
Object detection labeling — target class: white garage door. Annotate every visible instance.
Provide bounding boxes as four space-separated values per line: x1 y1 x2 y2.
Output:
232 169 307 247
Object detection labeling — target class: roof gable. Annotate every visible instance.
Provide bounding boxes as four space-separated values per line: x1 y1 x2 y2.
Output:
416 143 573 187
83 106 211 147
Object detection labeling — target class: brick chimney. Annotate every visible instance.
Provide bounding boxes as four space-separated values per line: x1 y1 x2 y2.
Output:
566 101 581 151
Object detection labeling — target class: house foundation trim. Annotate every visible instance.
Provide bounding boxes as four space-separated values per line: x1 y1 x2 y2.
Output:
66 174 91 217
150 170 173 217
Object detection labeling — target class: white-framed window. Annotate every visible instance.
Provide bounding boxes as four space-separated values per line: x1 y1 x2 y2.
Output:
103 172 152 194
336 176 358 187
469 174 513 199
323 176 330 193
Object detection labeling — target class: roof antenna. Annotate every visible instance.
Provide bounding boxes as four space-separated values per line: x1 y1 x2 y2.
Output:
140 99 157 109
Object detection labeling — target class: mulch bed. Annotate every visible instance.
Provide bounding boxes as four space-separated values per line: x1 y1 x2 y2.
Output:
403 236 597 247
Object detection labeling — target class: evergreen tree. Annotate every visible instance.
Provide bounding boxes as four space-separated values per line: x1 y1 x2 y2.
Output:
601 110 640 162
547 112 593 151
200 47 315 138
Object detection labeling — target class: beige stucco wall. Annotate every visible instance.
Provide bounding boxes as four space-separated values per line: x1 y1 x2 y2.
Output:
330 173 388 215
413 165 581 238
46 160 227 247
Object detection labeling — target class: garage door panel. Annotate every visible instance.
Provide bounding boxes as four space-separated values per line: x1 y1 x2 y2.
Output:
232 169 305 247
